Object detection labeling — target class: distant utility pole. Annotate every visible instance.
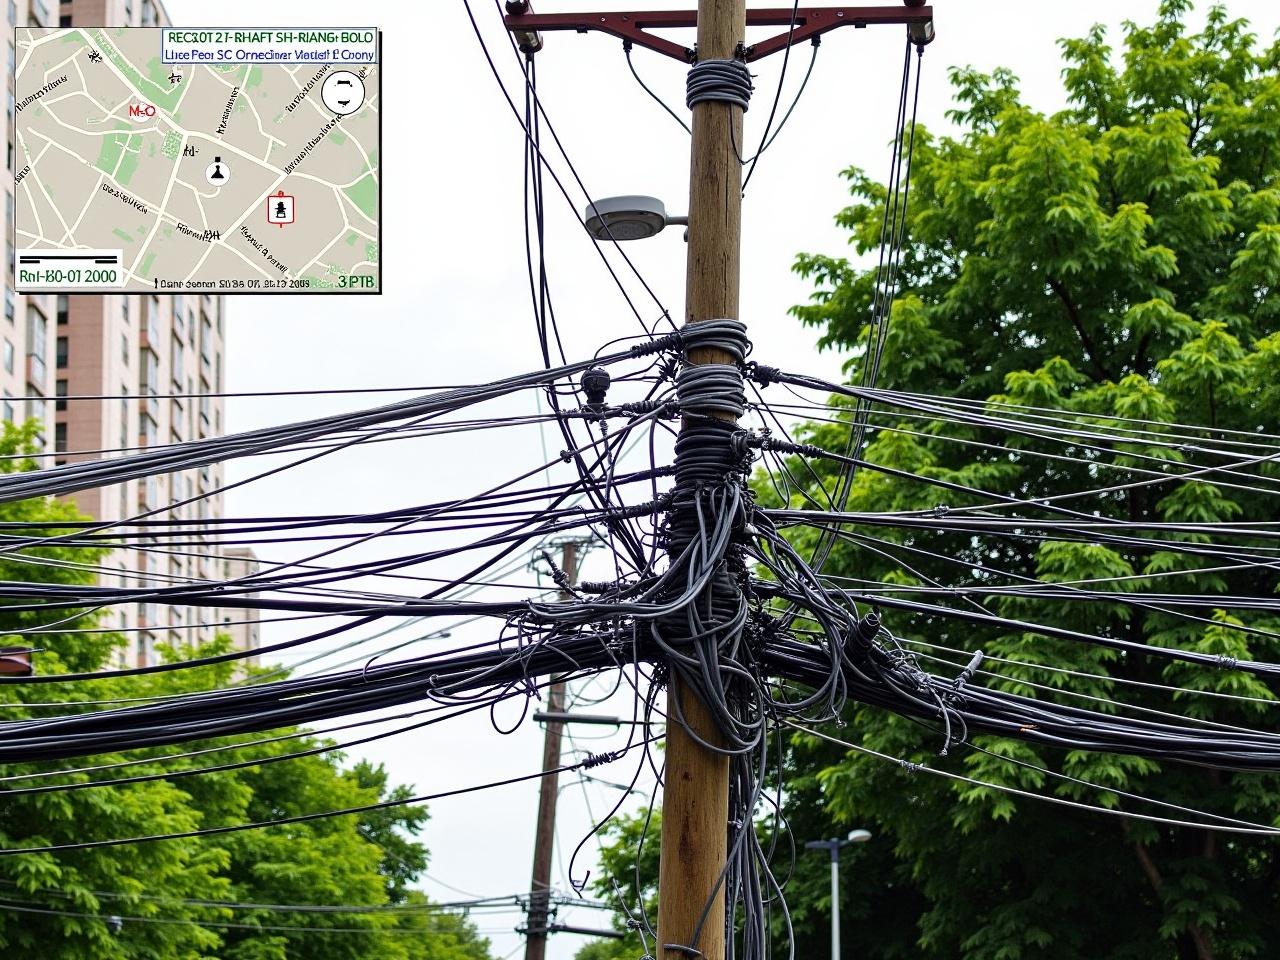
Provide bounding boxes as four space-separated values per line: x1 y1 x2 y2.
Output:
654 2 744 960
524 539 579 960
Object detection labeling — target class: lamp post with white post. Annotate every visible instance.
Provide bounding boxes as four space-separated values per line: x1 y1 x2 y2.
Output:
805 829 872 958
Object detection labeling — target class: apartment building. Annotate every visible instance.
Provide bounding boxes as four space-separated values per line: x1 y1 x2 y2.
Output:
4 0 260 667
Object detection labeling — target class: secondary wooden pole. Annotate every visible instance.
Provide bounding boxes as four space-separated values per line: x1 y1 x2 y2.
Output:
656 2 746 958
525 540 579 960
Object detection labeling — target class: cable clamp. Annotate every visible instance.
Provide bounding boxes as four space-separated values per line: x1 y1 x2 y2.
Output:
582 750 623 769
744 361 782 386
899 760 924 775
1213 654 1239 670
539 550 578 597
629 331 684 358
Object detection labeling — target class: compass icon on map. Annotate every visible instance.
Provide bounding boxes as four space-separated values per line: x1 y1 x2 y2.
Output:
321 71 366 116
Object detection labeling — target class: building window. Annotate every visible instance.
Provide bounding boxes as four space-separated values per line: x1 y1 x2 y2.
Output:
3 339 13 374
55 378 67 411
141 349 157 394
120 296 129 326
56 295 68 324
121 333 129 365
2 397 12 423
26 307 46 386
56 336 68 368
25 386 42 427
3 291 12 324
146 295 160 343
200 312 212 367
54 422 66 453
170 336 183 386
58 13 70 26
120 396 129 452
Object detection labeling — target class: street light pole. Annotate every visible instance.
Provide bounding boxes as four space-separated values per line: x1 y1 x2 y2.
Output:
829 853 840 960
805 829 872 959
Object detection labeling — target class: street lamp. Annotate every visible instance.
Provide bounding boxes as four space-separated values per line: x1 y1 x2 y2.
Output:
805 829 872 959
582 196 687 241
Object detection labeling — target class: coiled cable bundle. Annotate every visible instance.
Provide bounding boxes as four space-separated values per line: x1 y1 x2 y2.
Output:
686 58 754 111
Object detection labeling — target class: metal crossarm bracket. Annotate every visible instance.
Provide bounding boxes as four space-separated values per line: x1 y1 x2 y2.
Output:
503 3 935 63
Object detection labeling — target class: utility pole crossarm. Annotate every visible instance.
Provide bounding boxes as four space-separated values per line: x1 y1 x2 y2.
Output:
503 4 935 63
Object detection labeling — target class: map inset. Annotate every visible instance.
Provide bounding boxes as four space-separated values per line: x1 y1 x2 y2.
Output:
14 28 381 293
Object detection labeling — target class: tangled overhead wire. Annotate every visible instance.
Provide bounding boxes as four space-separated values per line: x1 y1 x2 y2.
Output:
5 316 1280 953
9 8 1280 960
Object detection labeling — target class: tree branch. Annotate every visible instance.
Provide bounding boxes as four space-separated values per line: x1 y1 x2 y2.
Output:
1046 274 1109 381
1125 827 1216 960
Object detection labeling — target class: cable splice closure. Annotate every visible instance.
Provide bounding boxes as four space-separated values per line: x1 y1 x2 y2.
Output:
579 367 611 412
952 649 985 692
854 610 882 647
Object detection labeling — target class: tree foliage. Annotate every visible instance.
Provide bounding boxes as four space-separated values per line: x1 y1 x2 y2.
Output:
779 3 1280 958
0 424 492 959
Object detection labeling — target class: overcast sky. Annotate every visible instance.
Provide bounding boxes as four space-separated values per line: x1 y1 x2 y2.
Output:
159 3 1280 958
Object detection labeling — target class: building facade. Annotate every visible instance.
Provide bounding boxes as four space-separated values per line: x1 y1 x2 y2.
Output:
5 0 259 667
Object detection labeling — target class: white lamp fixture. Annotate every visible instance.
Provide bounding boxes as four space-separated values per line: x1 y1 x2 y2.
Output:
583 195 688 241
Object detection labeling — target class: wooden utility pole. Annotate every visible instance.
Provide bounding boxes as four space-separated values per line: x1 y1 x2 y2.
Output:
525 539 579 960
656 2 746 959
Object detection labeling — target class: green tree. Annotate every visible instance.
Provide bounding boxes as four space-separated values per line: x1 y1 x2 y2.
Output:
0 422 492 959
772 2 1280 958
574 809 662 960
